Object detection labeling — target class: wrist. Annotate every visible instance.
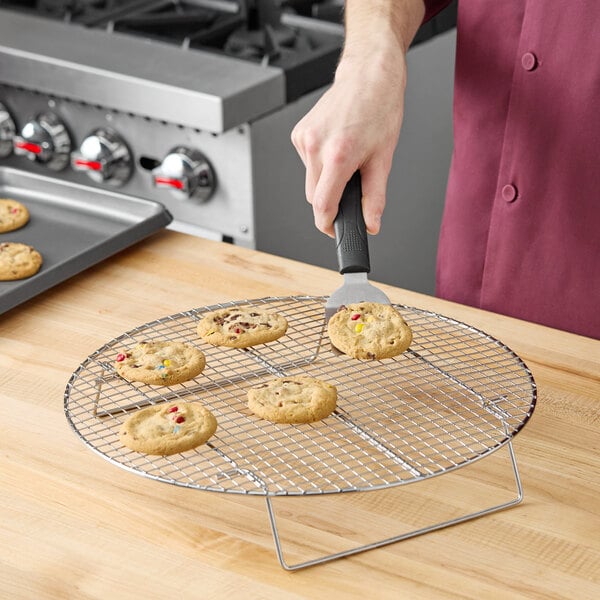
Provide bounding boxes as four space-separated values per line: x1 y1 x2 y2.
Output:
343 0 425 55
335 43 408 93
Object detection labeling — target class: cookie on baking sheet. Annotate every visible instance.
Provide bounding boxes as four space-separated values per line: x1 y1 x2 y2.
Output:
197 307 288 348
115 341 206 386
327 302 413 360
0 242 43 281
0 199 30 233
119 401 217 456
247 376 337 424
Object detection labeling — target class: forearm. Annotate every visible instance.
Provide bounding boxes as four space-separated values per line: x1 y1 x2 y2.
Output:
343 0 426 58
335 0 426 110
291 0 427 236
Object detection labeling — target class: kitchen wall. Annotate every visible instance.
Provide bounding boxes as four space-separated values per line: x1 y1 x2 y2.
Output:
253 26 456 296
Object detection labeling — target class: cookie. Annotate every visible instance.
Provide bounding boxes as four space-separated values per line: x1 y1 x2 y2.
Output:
0 199 29 233
115 341 206 386
119 401 217 455
197 307 288 348
327 302 412 360
247 376 337 424
0 242 43 281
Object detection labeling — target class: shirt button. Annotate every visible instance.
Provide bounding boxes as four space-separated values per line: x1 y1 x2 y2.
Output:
502 184 518 202
521 52 538 71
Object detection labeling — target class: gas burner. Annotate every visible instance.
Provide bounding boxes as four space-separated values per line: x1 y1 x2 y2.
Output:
94 1 342 99
0 0 344 101
282 0 344 22
224 23 299 61
0 0 135 21
107 2 243 48
223 0 310 63
0 0 345 22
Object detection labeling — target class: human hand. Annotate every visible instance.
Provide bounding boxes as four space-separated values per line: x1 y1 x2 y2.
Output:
291 50 407 237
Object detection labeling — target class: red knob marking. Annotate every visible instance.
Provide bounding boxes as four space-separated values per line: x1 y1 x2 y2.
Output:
15 140 42 155
154 176 185 190
73 158 103 171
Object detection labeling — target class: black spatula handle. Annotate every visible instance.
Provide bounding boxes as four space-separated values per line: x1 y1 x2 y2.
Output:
334 171 371 274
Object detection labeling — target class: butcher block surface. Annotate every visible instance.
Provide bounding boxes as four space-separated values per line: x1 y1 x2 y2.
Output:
1 230 598 599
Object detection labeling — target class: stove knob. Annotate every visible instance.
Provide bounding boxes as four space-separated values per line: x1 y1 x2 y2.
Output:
152 146 215 201
0 102 16 158
71 128 133 186
13 112 72 171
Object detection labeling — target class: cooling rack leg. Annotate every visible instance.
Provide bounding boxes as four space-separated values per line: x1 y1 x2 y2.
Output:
265 441 523 571
92 369 106 416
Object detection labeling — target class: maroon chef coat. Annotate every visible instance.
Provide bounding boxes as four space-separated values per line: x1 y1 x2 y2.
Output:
424 0 600 339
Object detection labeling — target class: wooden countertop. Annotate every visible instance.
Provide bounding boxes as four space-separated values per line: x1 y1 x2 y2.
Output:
1 230 598 599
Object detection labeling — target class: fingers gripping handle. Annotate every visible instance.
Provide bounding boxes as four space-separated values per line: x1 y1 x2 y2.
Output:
334 171 371 274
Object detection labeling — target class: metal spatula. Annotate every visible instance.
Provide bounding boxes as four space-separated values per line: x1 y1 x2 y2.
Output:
325 171 391 323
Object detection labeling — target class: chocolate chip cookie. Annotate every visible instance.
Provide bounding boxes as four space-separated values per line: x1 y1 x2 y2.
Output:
0 199 29 233
327 302 412 360
247 376 337 424
115 341 206 386
197 307 288 348
0 242 43 280
119 401 217 455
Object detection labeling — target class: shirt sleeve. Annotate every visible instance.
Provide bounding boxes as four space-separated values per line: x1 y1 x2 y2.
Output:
423 0 454 22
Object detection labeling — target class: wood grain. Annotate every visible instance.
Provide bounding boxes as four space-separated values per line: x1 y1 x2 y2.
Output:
1 230 599 599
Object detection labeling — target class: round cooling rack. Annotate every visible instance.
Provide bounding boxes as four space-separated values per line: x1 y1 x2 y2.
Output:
64 296 537 497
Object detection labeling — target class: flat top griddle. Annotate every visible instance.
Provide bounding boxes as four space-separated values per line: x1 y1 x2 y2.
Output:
0 167 171 315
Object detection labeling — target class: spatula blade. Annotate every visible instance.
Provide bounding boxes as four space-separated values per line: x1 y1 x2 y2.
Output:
325 272 390 322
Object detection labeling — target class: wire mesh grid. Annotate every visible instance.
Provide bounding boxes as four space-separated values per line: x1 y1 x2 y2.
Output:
64 296 536 497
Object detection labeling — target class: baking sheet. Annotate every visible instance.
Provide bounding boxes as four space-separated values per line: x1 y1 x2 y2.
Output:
0 166 172 315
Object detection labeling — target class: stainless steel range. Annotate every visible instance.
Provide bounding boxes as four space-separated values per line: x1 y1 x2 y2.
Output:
0 0 345 245
0 0 457 299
